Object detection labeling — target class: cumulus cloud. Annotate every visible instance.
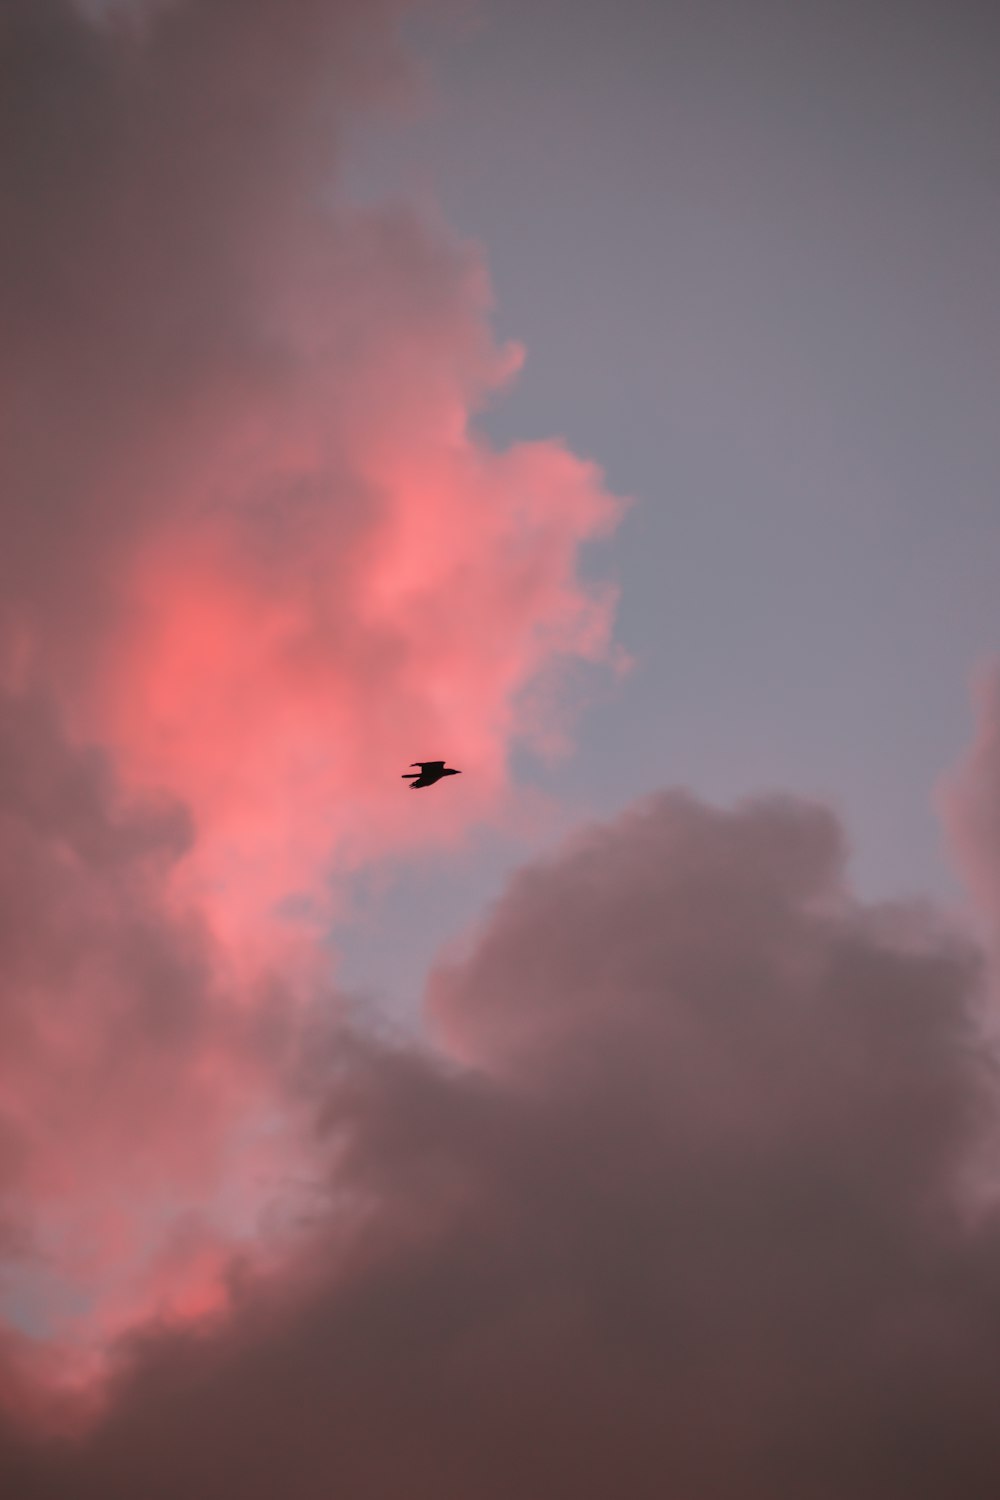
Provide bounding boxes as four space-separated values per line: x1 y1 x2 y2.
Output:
940 664 1000 937
4 788 1000 1493
7 2 1000 1493
0 0 624 1364
0 0 624 952
0 687 310 1357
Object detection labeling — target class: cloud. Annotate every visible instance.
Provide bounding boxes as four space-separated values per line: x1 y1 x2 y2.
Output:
4 787 1000 1493
0 687 306 1357
8 3 1000 1493
940 664 1000 936
0 0 625 949
0 0 624 1363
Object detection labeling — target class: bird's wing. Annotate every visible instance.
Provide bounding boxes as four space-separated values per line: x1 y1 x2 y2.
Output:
413 760 445 771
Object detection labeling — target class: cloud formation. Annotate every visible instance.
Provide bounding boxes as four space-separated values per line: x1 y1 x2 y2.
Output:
1 0 622 919
0 686 310 1362
3 786 1000 1493
0 0 623 1364
6 2 1000 1493
941 665 1000 937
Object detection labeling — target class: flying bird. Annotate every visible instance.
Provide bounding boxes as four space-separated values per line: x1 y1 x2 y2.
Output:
402 760 462 788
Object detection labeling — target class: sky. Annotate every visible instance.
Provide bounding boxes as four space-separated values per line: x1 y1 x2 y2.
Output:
334 0 1000 1012
2 0 1000 1495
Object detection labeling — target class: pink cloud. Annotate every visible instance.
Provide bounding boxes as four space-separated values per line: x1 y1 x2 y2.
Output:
9 4 1000 1493
2 0 624 940
0 688 305 1363
0 0 625 1377
939 663 1000 939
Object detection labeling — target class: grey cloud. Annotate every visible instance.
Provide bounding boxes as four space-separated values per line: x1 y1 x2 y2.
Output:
4 788 1000 1497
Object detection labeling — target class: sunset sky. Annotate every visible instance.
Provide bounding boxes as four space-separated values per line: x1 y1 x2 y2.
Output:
2 1 1000 1495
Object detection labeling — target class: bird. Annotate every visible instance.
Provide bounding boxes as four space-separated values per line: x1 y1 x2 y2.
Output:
402 760 462 789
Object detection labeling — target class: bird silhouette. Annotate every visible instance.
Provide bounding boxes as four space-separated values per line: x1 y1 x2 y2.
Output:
402 760 462 789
